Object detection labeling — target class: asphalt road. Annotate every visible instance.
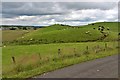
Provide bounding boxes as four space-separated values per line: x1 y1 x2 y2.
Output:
35 55 119 78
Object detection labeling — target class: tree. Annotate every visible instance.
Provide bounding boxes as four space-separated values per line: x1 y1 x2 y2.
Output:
18 27 22 30
10 27 16 30
23 27 27 30
33 27 37 30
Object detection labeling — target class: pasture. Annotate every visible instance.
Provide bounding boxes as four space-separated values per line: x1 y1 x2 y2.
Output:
3 22 119 45
2 42 118 78
2 22 119 78
2 30 33 42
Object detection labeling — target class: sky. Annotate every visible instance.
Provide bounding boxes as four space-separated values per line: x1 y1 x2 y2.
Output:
1 2 119 26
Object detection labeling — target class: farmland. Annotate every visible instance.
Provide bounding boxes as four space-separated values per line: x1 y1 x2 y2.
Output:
2 22 119 45
2 22 119 78
2 30 33 42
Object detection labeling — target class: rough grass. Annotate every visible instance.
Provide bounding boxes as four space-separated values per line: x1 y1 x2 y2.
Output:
2 30 33 42
2 41 118 78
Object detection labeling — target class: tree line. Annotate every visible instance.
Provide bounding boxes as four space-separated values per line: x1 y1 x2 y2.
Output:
0 25 44 30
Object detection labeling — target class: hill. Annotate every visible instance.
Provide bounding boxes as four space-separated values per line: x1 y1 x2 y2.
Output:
3 22 119 45
2 30 33 42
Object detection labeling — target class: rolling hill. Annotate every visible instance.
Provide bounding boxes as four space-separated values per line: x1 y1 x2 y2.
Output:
3 22 119 45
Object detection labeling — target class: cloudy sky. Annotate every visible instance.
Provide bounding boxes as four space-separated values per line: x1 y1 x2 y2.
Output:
1 2 118 26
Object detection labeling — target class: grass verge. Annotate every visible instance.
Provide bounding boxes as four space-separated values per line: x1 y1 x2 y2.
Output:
2 42 118 78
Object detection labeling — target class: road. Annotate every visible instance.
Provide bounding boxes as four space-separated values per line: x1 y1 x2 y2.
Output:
35 55 118 78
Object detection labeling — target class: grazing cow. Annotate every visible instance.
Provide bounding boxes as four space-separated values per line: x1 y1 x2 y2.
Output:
85 31 91 35
107 27 110 30
22 37 24 38
93 28 95 29
118 33 120 35
98 26 102 30
30 38 33 40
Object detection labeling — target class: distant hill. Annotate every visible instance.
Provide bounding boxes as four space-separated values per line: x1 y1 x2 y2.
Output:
10 22 118 45
3 22 119 45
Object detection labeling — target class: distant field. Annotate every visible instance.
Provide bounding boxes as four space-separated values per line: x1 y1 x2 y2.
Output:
2 42 118 78
2 30 33 42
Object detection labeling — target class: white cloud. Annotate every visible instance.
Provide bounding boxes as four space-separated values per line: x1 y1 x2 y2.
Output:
1 0 119 2
15 15 35 20
1 2 118 26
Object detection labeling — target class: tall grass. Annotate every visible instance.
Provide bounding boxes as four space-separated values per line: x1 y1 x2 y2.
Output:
2 42 118 78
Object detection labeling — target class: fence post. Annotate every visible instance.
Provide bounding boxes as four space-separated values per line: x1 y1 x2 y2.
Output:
12 56 16 64
97 45 99 48
86 46 89 51
38 53 41 60
84 46 89 55
74 48 77 56
74 48 76 54
58 49 61 56
47 57 49 62
105 43 107 48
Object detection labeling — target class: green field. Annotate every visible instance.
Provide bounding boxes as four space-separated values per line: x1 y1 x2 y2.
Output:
2 22 119 78
2 30 33 42
16 22 118 44
2 42 118 78
2 22 119 45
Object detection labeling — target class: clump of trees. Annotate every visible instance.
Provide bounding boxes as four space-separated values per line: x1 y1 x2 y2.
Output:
23 27 27 30
1 25 41 30
9 27 17 30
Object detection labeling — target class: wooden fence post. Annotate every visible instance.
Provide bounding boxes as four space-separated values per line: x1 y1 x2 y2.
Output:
86 46 89 51
58 49 61 56
74 48 76 54
74 48 77 56
105 43 107 48
38 53 41 60
12 56 16 64
84 46 89 55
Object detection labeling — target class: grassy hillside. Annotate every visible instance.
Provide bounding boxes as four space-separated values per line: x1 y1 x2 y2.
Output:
87 22 118 32
2 30 33 42
10 22 119 45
